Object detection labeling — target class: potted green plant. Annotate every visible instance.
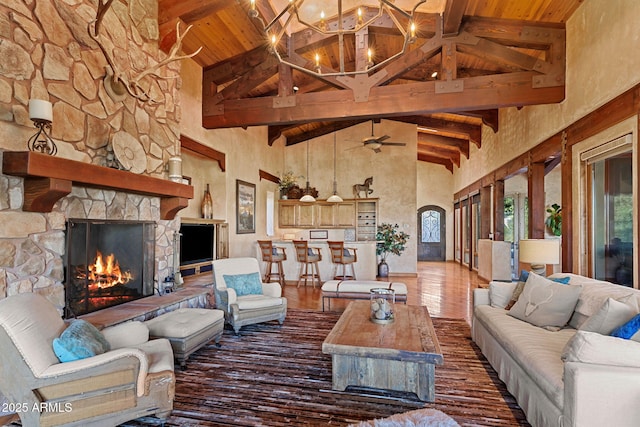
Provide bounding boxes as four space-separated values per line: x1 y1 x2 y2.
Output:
545 203 562 236
277 171 298 199
375 223 410 278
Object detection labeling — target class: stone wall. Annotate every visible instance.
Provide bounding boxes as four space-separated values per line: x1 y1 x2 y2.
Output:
0 0 184 309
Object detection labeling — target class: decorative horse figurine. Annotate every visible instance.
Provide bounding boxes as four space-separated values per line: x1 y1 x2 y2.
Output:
353 177 373 198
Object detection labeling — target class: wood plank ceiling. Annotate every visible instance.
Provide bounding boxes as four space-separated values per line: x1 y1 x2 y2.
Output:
158 0 584 172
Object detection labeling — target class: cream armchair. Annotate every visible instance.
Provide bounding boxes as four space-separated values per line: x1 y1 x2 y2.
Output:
0 293 174 427
212 257 287 334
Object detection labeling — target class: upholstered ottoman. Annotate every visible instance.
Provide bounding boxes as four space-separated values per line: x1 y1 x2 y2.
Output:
145 308 224 369
321 280 408 311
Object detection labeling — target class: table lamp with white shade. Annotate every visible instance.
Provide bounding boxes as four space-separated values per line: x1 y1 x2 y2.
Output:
518 239 560 277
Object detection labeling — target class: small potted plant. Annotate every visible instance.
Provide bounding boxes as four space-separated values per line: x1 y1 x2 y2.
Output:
278 171 298 199
545 203 562 236
375 223 410 278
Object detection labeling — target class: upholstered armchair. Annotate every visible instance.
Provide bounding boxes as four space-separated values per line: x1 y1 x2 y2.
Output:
0 293 175 427
212 257 287 334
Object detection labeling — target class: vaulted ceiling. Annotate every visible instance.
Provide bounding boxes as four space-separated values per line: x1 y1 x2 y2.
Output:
158 0 583 172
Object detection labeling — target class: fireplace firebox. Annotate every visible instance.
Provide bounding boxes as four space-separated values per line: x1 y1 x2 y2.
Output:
64 219 156 318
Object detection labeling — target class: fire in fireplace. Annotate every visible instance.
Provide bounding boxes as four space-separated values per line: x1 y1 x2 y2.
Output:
85 251 133 290
64 219 155 318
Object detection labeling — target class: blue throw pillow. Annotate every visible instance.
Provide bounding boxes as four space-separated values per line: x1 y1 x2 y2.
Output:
223 272 263 296
520 270 570 284
519 270 529 283
610 313 640 339
52 319 110 363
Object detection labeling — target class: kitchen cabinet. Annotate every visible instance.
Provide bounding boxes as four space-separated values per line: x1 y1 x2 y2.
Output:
277 199 366 230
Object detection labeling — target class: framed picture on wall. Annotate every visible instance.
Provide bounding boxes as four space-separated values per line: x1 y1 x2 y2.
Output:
236 180 256 234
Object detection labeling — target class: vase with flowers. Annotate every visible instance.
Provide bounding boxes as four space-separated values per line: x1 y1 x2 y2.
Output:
278 171 299 199
375 223 410 278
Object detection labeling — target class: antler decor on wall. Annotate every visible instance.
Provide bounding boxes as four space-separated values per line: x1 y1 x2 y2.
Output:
88 0 202 103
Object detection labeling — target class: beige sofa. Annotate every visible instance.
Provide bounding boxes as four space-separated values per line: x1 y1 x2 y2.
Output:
473 273 640 427
0 293 175 426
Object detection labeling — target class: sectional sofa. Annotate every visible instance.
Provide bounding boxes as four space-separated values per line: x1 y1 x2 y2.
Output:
472 272 640 427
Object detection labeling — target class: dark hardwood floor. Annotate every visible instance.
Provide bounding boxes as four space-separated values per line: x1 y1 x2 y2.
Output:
283 261 488 324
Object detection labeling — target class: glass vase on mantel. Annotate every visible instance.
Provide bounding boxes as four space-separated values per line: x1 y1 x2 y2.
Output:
201 184 213 219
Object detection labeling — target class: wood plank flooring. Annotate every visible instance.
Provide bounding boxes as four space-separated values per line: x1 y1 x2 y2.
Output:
283 261 487 324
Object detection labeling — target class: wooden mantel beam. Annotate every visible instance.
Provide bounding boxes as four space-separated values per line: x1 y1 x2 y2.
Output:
203 71 564 129
2 151 193 220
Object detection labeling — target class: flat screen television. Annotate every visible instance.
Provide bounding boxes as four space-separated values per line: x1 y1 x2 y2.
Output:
179 223 215 265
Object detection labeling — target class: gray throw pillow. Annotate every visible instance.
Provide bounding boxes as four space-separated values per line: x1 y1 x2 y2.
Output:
508 272 582 329
579 297 638 335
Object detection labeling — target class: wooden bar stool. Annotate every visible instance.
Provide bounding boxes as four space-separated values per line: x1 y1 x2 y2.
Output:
292 240 322 288
257 240 287 286
327 241 357 280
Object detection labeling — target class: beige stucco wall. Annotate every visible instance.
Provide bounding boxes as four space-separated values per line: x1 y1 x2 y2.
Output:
454 0 640 190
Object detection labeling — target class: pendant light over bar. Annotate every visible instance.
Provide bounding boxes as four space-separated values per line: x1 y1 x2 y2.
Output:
327 133 344 203
300 140 316 202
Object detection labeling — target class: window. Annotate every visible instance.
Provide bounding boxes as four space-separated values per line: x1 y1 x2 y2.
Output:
590 152 633 285
421 210 441 243
579 133 634 286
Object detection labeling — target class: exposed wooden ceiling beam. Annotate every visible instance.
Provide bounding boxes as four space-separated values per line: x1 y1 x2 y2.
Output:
418 144 461 167
203 71 563 128
417 153 454 173
213 56 279 102
392 116 482 146
418 133 470 159
158 0 228 51
266 120 369 146
443 0 470 36
462 17 565 47
203 47 272 86
459 110 499 133
545 155 562 175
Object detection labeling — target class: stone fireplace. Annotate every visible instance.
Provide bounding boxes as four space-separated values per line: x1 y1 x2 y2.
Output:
0 0 196 315
0 151 194 315
64 219 156 317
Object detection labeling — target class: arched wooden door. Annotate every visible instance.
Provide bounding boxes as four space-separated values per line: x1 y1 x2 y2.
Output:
417 205 446 261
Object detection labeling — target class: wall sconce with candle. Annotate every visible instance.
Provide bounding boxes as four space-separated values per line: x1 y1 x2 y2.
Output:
27 99 57 156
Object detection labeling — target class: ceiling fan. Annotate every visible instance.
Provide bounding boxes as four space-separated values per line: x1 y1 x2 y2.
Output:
355 121 407 153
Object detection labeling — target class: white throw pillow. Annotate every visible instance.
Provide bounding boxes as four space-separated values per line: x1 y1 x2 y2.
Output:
562 330 640 368
508 272 582 328
489 282 517 309
579 297 638 335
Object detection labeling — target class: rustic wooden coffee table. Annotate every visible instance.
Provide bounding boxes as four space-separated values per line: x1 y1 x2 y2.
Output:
322 300 443 402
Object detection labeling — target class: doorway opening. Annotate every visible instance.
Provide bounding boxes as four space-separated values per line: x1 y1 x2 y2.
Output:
417 205 446 261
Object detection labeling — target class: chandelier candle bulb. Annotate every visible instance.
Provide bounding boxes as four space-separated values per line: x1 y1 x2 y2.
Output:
29 99 53 122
